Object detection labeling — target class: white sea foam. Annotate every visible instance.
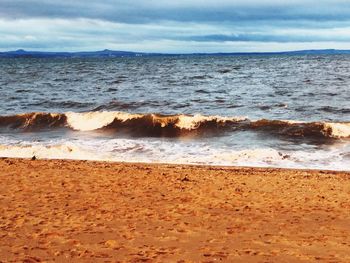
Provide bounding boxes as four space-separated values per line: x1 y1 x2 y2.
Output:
0 137 348 171
323 122 350 138
65 111 142 131
0 143 98 160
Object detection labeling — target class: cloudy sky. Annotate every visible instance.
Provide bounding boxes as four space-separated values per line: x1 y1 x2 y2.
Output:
1 0 350 52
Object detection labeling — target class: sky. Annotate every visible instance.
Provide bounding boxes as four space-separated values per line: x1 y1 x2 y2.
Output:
1 0 350 53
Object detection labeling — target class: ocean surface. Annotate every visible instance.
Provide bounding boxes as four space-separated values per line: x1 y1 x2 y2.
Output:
0 55 349 170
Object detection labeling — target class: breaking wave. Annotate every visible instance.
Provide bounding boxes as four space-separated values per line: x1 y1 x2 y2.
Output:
0 112 66 130
0 111 349 139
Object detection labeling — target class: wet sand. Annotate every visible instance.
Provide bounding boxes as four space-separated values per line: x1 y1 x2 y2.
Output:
0 158 349 262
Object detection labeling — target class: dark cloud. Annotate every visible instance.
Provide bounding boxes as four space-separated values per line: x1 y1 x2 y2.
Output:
1 0 350 23
186 33 350 43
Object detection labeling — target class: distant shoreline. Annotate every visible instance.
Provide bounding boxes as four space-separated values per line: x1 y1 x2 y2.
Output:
2 49 350 58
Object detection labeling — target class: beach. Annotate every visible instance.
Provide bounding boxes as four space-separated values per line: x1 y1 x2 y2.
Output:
0 158 349 262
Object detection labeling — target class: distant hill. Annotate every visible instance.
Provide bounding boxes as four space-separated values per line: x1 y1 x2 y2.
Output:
0 49 147 58
1 49 350 58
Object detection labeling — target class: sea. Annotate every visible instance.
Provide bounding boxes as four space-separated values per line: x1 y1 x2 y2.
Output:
0 55 349 170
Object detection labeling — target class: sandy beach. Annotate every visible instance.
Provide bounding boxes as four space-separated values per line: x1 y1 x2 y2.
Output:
0 158 349 262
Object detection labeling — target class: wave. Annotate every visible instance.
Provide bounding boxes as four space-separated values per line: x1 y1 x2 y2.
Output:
0 112 66 130
250 119 350 139
0 111 349 139
27 100 94 109
65 112 247 137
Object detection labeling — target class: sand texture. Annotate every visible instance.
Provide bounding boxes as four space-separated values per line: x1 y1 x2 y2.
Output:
0 158 349 262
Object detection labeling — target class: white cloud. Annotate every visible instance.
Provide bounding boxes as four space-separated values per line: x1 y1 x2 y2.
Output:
1 17 350 52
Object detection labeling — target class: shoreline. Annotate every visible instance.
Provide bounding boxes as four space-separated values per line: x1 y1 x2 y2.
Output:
1 158 349 262
1 156 350 174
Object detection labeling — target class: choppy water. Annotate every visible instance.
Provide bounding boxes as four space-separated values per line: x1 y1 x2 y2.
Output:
0 55 349 170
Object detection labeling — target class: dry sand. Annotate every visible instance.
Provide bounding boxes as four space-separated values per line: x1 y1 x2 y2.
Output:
0 158 349 262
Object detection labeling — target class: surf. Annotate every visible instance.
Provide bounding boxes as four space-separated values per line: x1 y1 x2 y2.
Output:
0 111 349 139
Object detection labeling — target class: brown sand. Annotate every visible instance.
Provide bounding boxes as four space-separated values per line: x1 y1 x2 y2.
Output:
0 158 349 262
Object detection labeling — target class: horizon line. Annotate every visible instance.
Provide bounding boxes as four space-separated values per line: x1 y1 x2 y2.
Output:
0 48 348 54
